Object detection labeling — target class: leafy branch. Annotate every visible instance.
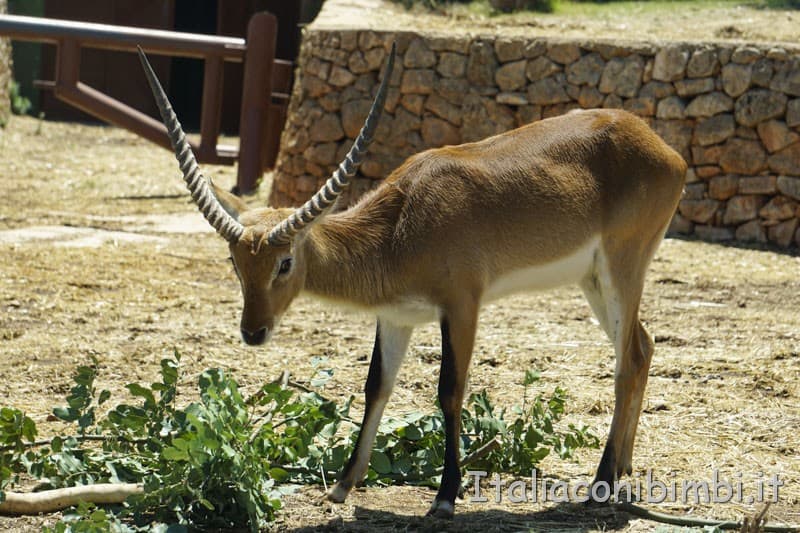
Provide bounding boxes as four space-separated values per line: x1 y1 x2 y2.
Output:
0 354 599 531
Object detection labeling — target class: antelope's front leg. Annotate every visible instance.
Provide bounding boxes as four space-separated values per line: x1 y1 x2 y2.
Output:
428 306 478 519
326 320 412 503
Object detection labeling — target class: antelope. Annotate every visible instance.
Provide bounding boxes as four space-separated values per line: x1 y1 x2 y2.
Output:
139 43 686 518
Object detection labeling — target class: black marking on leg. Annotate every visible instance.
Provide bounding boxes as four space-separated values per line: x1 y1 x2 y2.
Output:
434 318 462 508
339 322 382 485
588 441 616 505
438 319 456 402
436 412 462 507
595 440 616 484
363 323 383 404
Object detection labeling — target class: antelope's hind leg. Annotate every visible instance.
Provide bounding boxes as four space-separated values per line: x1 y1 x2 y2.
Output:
583 244 657 500
326 321 412 503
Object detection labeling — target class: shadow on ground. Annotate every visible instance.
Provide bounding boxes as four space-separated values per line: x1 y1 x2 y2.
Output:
288 502 631 532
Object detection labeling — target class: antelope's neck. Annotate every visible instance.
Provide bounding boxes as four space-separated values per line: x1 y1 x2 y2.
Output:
301 194 401 308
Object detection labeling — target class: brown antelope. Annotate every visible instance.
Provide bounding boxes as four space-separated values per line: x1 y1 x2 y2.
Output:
139 43 685 518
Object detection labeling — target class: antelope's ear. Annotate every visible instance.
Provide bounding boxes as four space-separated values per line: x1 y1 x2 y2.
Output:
210 179 248 220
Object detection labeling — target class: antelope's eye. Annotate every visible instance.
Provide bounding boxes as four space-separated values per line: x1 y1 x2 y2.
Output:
278 258 292 275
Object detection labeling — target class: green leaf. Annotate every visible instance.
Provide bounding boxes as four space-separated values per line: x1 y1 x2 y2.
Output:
171 437 191 451
98 390 111 406
53 406 79 422
392 455 412 475
89 508 107 521
21 417 38 443
370 451 392 474
78 410 95 430
269 467 290 482
162 446 189 461
523 370 540 386
221 443 236 457
73 365 97 388
126 383 156 407
401 424 422 441
160 357 180 386
530 447 550 463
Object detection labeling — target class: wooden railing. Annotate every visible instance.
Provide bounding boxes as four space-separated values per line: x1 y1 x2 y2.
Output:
0 12 291 193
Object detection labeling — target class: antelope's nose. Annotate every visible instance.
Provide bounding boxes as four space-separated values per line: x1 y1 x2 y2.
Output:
241 327 268 346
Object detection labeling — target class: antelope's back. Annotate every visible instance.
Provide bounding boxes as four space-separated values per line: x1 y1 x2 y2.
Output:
380 109 685 261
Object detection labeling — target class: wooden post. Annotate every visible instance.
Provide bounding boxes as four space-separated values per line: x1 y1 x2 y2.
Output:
235 12 277 194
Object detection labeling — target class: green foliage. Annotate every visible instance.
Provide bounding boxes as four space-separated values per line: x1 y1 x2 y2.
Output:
52 357 109 433
0 355 598 530
130 367 284 529
461 370 599 472
9 80 32 116
43 502 134 533
0 406 38 497
341 369 599 487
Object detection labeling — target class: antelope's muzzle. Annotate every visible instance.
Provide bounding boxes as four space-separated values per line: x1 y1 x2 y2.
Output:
241 327 269 346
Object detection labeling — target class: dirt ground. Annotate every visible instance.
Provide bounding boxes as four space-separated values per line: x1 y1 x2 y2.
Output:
321 0 800 46
0 108 799 531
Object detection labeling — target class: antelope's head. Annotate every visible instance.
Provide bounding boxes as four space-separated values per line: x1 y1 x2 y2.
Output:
138 45 394 345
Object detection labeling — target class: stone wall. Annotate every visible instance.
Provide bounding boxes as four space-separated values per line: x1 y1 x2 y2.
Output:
0 0 10 126
271 30 800 248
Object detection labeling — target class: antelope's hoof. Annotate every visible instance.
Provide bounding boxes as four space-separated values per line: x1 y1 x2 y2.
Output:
325 483 350 504
426 500 454 519
584 496 607 507
584 480 613 507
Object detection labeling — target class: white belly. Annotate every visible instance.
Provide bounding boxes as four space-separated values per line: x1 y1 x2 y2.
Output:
311 293 440 327
374 297 440 327
316 236 600 327
482 236 599 302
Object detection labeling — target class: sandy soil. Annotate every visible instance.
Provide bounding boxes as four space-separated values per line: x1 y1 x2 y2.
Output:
0 109 798 533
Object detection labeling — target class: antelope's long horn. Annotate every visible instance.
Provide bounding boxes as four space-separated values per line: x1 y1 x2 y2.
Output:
138 47 244 244
267 42 396 247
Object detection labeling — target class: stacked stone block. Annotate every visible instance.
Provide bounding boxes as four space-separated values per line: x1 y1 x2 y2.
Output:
272 31 800 248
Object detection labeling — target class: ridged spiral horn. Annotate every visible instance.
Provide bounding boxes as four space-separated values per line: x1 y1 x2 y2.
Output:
267 42 396 247
138 47 244 244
